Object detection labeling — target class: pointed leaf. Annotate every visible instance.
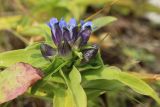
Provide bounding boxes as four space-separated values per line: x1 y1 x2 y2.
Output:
83 66 160 104
55 67 87 107
68 66 87 107
54 88 75 107
92 16 117 31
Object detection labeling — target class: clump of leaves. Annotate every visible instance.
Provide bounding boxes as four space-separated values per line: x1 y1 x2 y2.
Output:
0 17 160 107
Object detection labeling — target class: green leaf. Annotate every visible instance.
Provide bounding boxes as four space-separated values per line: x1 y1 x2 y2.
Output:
68 66 87 107
0 43 49 68
44 57 68 75
54 67 87 107
82 66 160 104
0 62 43 104
92 16 117 31
83 80 124 99
54 88 75 107
31 57 67 94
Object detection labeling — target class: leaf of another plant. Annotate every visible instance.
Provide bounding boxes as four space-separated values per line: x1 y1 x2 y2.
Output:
0 62 43 104
82 66 160 104
17 24 53 45
92 16 117 31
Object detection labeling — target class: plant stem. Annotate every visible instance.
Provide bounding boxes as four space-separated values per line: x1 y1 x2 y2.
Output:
24 93 52 102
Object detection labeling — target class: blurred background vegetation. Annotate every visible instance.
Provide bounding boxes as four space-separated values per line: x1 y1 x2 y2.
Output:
0 0 160 107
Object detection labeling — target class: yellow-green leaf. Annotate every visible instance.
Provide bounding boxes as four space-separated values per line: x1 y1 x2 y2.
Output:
92 16 117 31
83 66 160 104
54 67 87 107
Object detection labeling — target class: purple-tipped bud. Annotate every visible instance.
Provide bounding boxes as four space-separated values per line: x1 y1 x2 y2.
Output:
68 18 78 43
78 21 92 46
63 28 72 44
79 26 92 46
82 44 98 62
40 43 57 60
52 23 63 46
48 18 63 46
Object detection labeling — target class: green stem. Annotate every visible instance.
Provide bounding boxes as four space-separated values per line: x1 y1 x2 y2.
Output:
24 93 52 102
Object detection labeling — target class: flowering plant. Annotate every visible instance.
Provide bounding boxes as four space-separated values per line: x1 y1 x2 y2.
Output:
0 17 160 107
40 18 98 62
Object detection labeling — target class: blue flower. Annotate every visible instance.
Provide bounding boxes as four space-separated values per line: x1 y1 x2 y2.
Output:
48 17 92 53
41 17 97 62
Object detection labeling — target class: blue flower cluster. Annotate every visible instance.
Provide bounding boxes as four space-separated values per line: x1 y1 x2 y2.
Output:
40 17 98 62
